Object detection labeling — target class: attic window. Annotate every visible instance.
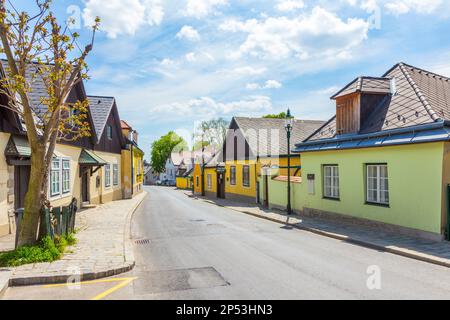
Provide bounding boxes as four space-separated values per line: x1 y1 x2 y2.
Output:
107 125 113 140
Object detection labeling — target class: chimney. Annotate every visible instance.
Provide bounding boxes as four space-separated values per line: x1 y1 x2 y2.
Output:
331 76 392 136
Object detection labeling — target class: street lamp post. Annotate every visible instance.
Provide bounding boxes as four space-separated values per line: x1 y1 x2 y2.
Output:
284 109 294 215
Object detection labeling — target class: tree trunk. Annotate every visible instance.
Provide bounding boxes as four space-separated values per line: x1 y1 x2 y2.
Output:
17 149 46 247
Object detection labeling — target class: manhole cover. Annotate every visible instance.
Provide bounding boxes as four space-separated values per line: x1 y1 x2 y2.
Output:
134 239 151 245
133 267 229 295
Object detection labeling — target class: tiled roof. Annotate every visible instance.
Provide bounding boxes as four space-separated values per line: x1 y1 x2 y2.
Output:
87 96 115 140
79 149 107 165
305 62 450 142
331 77 392 99
121 120 132 129
233 117 325 156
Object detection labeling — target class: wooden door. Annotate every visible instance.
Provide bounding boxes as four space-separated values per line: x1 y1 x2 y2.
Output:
81 170 89 203
14 165 31 210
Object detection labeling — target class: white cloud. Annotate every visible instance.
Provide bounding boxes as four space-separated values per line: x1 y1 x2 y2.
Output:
155 96 272 118
219 6 369 60
232 66 267 76
384 0 443 16
176 25 201 41
276 0 305 12
83 0 164 38
186 52 197 62
185 0 228 18
161 58 175 66
247 80 283 90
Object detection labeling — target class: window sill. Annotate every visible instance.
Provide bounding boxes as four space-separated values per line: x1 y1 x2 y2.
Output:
365 202 390 208
322 197 340 202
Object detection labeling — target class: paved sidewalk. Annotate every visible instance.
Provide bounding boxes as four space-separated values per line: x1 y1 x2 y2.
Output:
1 191 146 287
183 190 450 268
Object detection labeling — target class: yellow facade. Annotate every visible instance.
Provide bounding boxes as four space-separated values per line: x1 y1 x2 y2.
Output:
51 145 122 207
133 147 144 195
176 176 192 190
204 167 217 195
224 156 301 201
193 163 203 195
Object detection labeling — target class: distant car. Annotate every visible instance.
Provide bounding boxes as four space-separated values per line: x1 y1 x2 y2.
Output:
156 180 162 186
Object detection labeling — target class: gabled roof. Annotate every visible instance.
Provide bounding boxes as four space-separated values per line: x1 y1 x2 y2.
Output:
232 117 325 157
303 62 450 143
5 134 31 158
87 96 115 142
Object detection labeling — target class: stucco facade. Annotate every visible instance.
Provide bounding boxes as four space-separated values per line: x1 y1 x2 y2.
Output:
0 132 14 237
298 142 446 240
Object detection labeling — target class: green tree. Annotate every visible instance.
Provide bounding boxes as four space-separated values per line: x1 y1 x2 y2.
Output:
0 0 99 245
263 112 293 119
151 132 187 173
193 118 229 150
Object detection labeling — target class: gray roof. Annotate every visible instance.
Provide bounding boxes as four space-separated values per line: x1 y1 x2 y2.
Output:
233 117 325 157
87 96 115 140
305 62 450 142
331 76 392 99
1 60 50 119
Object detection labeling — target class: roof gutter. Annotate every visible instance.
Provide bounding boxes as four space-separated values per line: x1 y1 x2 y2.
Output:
294 120 447 150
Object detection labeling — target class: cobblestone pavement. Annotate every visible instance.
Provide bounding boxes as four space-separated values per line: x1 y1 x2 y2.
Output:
2 192 147 286
182 190 450 268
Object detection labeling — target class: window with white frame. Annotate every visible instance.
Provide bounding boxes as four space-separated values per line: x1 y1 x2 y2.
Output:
50 158 71 198
323 165 340 199
62 160 70 194
50 159 61 197
113 164 119 186
207 174 212 189
366 164 389 205
105 164 111 188
243 165 250 187
230 166 236 185
107 125 113 140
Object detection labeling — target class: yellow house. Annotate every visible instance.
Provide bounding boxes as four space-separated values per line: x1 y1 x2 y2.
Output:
121 120 145 198
197 117 324 203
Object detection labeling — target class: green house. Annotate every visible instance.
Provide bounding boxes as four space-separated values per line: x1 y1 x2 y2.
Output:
294 63 450 241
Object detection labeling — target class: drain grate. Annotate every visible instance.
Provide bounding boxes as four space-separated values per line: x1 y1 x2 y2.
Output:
134 239 151 245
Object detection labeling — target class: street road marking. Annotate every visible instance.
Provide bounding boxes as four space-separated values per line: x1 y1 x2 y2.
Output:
42 277 138 300
91 277 136 300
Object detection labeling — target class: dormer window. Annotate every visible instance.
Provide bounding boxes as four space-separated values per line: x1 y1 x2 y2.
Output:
331 77 394 136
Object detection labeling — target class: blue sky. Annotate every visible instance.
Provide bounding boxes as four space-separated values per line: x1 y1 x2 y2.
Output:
13 0 450 159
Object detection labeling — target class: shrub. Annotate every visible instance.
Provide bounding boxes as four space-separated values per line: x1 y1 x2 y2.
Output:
0 234 77 268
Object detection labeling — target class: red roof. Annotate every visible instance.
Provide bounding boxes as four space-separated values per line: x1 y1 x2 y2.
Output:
121 120 132 130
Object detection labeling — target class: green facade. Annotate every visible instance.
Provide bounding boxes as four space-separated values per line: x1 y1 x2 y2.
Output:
298 142 445 235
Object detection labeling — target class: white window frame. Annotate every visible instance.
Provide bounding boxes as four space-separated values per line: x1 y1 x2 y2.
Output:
323 165 340 199
230 166 236 185
113 164 119 186
242 165 250 187
366 164 389 205
105 164 111 188
50 159 61 197
50 157 71 199
207 174 212 190
62 159 71 194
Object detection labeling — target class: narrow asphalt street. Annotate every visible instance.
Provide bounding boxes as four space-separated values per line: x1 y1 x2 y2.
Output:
4 185 450 300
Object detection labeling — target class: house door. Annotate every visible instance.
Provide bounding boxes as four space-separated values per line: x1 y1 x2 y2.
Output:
81 170 89 203
14 165 31 210
217 172 226 199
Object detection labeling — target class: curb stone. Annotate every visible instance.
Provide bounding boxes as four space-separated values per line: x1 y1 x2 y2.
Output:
0 269 11 298
193 194 450 269
124 191 147 266
6 192 148 288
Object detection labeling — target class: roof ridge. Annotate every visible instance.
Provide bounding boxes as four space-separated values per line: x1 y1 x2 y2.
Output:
398 63 441 122
301 115 336 144
401 62 450 81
